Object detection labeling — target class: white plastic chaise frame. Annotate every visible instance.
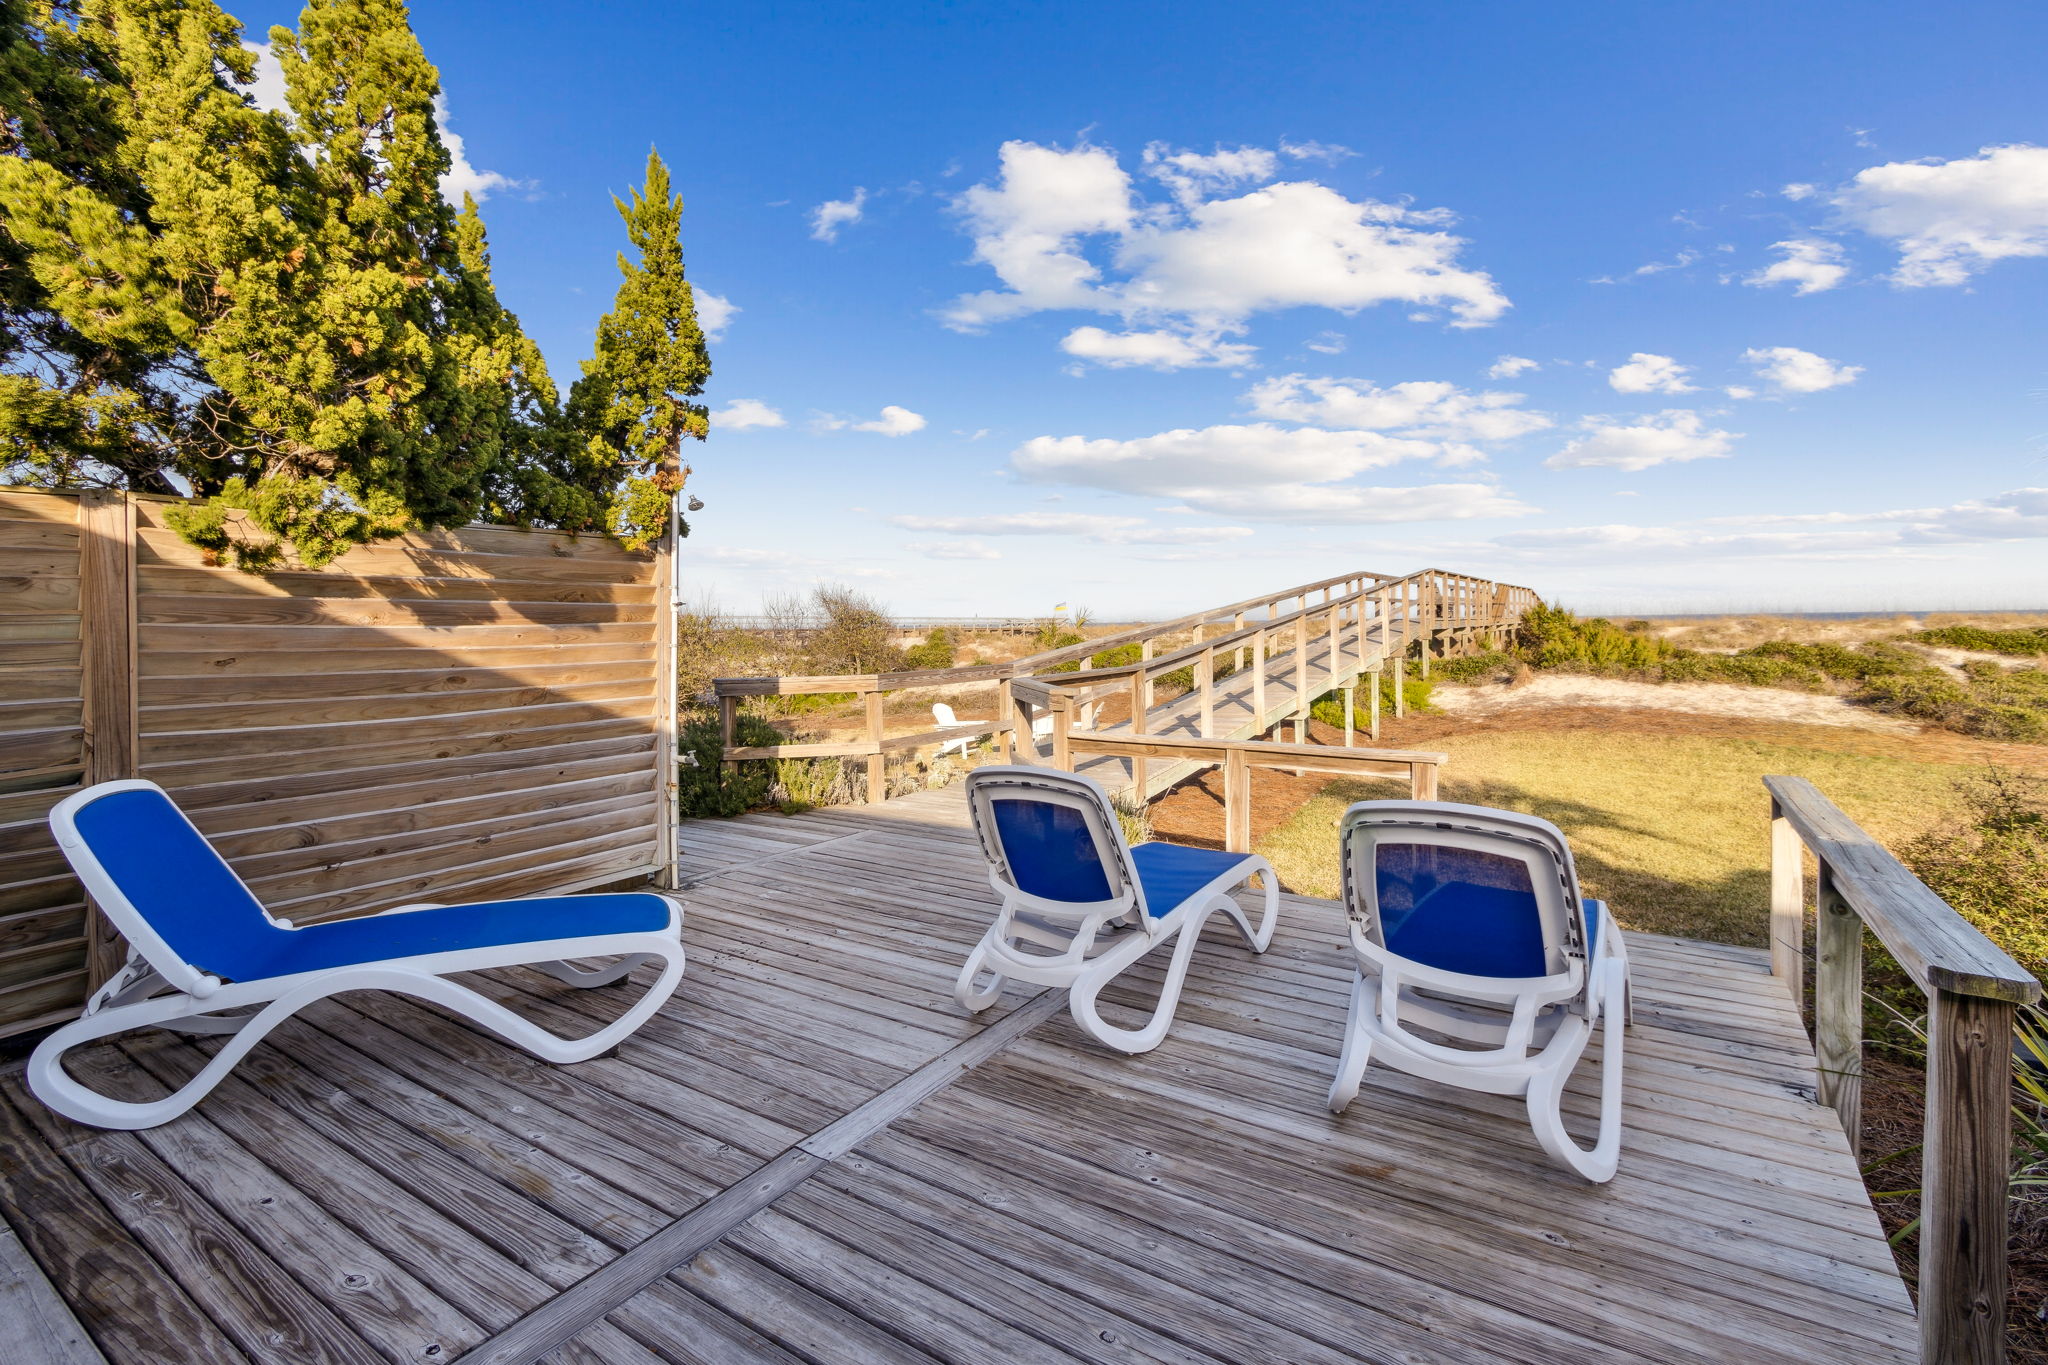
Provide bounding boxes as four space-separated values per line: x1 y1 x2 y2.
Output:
954 765 1278 1054
931 702 990 758
1325 799 1632 1182
29 779 686 1131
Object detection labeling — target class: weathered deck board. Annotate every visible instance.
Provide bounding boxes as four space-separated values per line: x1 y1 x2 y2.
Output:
0 785 1916 1364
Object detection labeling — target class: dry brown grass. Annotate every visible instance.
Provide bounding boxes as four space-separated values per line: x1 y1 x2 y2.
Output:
1252 722 2032 945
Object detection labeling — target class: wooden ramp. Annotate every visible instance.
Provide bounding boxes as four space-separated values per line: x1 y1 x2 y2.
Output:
0 787 1916 1364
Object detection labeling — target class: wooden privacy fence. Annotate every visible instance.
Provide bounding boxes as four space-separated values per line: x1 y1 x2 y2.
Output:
0 487 678 1040
1765 776 2041 1365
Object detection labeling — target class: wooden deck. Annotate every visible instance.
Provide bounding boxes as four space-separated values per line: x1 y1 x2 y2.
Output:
0 787 1917 1364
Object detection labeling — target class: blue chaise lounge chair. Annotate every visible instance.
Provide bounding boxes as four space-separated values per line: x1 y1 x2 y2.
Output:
29 779 685 1130
955 765 1277 1053
1327 799 1631 1181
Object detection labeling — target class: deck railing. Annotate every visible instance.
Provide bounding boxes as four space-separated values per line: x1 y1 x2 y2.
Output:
1055 726 1445 850
711 567 1535 801
1765 775 2041 1365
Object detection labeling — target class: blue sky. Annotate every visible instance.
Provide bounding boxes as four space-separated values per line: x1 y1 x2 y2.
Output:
247 1 2048 616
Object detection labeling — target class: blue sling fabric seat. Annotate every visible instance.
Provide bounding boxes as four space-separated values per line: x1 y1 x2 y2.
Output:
29 780 687 1131
958 766 1280 1054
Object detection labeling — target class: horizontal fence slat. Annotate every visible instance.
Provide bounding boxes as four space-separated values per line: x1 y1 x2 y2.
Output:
141 678 653 733
135 592 654 628
135 564 658 605
137 621 654 652
0 496 672 1035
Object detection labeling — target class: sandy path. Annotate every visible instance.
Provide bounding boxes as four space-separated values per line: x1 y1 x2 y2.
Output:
1431 673 1921 733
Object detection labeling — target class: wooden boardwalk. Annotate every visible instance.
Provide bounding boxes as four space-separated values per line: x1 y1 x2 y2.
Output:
0 787 1917 1364
1057 618 1397 797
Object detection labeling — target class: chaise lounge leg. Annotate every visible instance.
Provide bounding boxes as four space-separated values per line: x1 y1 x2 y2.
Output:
1327 972 1375 1113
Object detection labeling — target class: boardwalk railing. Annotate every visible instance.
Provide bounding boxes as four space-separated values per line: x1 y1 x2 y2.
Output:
1765 775 2041 1365
1056 726 1445 851
712 566 1535 802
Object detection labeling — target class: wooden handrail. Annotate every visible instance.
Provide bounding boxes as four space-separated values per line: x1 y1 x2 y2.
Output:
1063 728 1444 850
1763 775 2039 1365
710 566 1535 801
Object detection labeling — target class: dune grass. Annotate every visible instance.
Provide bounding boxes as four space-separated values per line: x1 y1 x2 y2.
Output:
1255 728 1984 945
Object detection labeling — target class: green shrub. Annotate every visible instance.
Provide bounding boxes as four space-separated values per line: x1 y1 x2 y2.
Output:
1910 625 2048 658
902 627 955 670
771 754 856 812
1903 769 2048 984
1089 642 1143 668
1515 602 1678 672
1859 667 2048 741
677 712 785 817
1308 674 1433 730
1432 650 1517 684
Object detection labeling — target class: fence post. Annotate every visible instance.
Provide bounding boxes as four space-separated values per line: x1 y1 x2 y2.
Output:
652 522 680 888
1769 797 1806 1011
77 490 138 989
1223 748 1250 854
1921 989 2016 1365
1253 626 1268 732
1293 614 1307 729
1128 672 1148 801
1369 666 1382 741
1051 696 1072 771
864 691 885 802
1411 760 1438 801
1813 864 1863 1155
1197 645 1214 738
996 678 1014 761
1342 684 1355 747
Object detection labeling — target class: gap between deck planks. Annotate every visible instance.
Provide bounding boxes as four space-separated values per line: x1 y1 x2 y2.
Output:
451 988 1068 1365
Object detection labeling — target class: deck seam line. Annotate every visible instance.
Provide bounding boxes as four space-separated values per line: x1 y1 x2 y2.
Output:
448 988 1068 1365
675 828 880 889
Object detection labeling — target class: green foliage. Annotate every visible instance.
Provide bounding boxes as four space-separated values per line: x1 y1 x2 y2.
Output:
1902 769 2048 984
1430 650 1516 684
0 2 704 567
1089 642 1142 668
1308 674 1433 729
676 711 781 817
902 627 954 670
566 149 709 550
1515 603 1680 671
1471 604 2048 740
1859 665 2048 742
1910 625 2048 658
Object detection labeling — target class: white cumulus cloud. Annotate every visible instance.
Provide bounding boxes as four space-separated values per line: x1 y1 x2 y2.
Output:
1246 374 1550 444
810 187 868 242
1607 353 1695 394
1833 143 2048 285
942 139 1509 367
1059 326 1255 370
695 290 737 340
1186 482 1534 524
711 398 784 430
1742 346 1862 393
1488 355 1539 379
1546 410 1739 471
1745 238 1849 294
852 404 926 436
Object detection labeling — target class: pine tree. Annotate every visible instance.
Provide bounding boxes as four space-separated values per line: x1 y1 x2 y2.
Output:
567 148 710 550
0 3 710 568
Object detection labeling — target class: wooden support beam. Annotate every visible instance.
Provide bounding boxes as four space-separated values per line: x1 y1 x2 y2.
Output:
1128 671 1148 801
1814 864 1864 1156
1343 684 1355 747
863 691 885 803
77 490 138 989
1223 747 1251 854
1769 800 1806 1009
1370 667 1382 741
1197 646 1214 738
1921 989 2016 1365
995 679 1014 761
